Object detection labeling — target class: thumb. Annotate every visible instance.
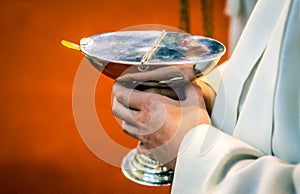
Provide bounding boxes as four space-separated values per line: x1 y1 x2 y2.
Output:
183 82 206 108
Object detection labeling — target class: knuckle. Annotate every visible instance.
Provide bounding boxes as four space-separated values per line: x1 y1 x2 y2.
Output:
115 92 126 104
112 82 119 95
111 103 117 116
135 112 150 125
112 107 120 119
142 94 155 110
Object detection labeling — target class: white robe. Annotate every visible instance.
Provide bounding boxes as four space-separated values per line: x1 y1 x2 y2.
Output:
225 0 258 54
172 0 300 193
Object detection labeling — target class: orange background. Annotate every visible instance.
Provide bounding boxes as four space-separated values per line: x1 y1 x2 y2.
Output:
0 0 229 193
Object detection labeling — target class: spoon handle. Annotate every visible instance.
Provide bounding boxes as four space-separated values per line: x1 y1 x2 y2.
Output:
61 40 80 51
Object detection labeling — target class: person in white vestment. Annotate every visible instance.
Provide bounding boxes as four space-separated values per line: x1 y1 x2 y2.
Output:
112 0 300 193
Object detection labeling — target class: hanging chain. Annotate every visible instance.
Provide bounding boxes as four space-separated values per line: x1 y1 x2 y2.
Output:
179 0 190 32
201 0 214 37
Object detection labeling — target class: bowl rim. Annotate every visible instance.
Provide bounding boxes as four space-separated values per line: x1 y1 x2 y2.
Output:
80 30 226 66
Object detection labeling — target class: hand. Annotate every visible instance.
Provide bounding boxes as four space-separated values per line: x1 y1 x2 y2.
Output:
112 77 211 169
117 65 216 113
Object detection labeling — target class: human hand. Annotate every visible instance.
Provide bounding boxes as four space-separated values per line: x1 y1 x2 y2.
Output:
112 76 211 169
116 65 198 85
117 66 216 112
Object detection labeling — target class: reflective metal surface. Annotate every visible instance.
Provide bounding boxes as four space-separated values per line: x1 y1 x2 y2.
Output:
80 31 225 79
122 149 174 186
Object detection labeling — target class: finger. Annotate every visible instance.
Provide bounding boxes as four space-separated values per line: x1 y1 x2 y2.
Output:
113 97 156 134
144 87 181 100
122 121 142 141
112 97 139 126
113 82 145 110
114 82 177 110
183 82 206 107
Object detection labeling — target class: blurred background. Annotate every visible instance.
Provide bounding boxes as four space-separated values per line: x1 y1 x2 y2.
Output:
0 0 229 193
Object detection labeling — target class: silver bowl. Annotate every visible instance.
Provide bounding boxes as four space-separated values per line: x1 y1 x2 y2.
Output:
79 30 225 79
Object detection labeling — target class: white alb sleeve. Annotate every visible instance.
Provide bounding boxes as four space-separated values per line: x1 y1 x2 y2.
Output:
172 124 300 194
